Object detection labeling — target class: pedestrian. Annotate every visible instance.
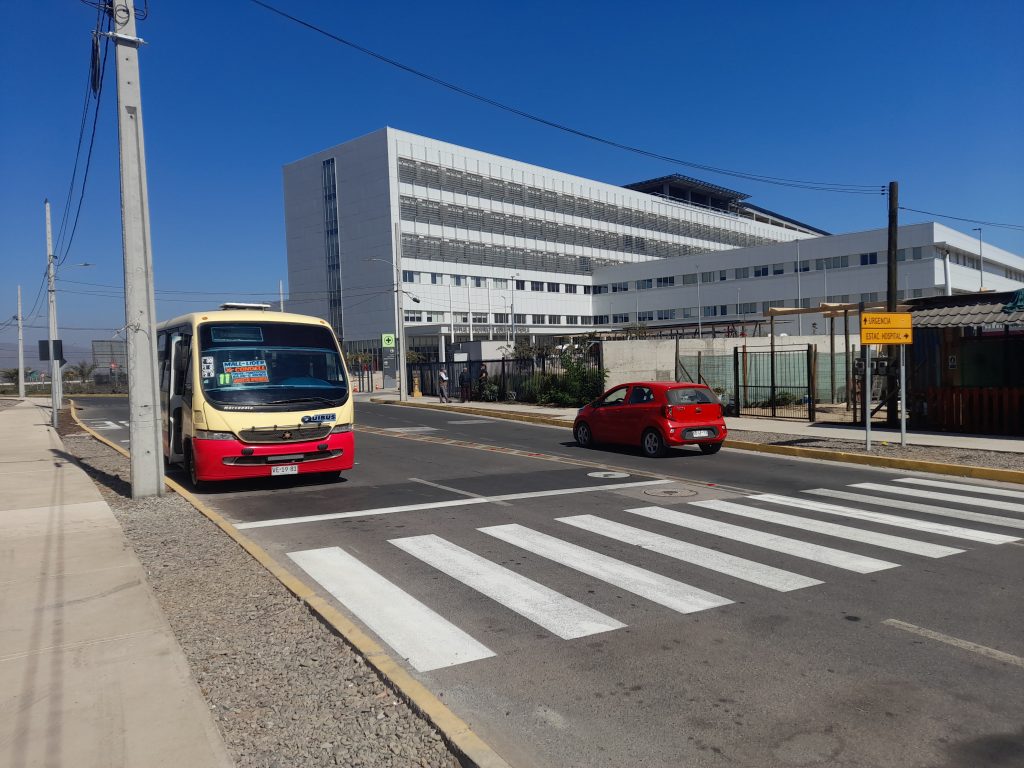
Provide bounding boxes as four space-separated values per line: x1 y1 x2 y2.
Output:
477 366 489 398
458 367 471 402
438 368 450 403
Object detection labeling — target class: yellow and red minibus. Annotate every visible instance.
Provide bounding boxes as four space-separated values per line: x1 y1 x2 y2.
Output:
157 304 354 486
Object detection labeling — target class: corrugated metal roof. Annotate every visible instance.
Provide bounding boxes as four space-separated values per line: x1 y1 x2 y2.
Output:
909 290 1024 328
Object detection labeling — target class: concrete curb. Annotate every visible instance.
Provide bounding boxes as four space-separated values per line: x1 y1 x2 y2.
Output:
371 398 1024 486
68 401 513 768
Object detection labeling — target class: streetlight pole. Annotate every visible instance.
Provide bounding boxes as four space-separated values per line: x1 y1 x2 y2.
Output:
973 227 985 291
16 285 25 398
696 264 702 339
510 276 517 347
796 240 803 336
45 201 60 428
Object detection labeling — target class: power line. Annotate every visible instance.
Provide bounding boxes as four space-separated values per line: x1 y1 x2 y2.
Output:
247 0 884 195
899 206 1024 232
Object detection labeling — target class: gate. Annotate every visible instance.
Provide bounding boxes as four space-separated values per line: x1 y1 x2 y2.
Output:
733 345 816 420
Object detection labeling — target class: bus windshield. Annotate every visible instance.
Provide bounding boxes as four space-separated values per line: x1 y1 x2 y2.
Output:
198 321 348 408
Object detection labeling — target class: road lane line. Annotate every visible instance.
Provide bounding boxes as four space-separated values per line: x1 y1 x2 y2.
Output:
447 419 493 424
479 524 732 614
893 477 1024 499
558 515 822 592
691 500 963 558
751 494 1018 545
802 488 1024 531
236 479 674 529
382 426 437 433
288 547 494 672
410 477 511 506
626 506 898 573
849 482 1024 514
882 619 1024 670
390 534 625 639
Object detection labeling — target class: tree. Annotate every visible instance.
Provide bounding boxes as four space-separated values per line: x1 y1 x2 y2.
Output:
0 368 18 384
623 323 649 340
68 361 98 383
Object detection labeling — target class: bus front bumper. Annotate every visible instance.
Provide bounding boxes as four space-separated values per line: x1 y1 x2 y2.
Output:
192 431 355 481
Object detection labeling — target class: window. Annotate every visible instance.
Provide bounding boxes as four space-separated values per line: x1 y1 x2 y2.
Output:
860 252 878 266
656 309 676 320
583 285 593 295
492 278 508 290
636 278 653 291
600 386 629 406
719 270 728 281
637 310 654 322
548 315 562 325
795 260 810 273
493 313 509 324
772 263 785 275
912 288 923 298
628 386 654 405
424 311 445 322
532 314 546 324
515 279 526 291
472 313 488 324
611 281 629 293
547 282 560 293
452 274 467 286
404 310 422 322
703 305 718 317
681 307 695 318
860 292 879 302
565 315 579 324
762 299 785 313
681 273 697 285
701 271 715 283
564 284 578 294
531 281 544 292
896 249 907 262
472 276 486 288
754 265 769 277
734 267 749 279
593 285 608 294
656 276 675 288
666 388 715 405
737 302 757 314
815 255 848 270
402 270 420 283
580 315 594 324
431 273 443 285
594 315 610 325
453 313 468 323
513 313 526 324
612 313 629 323
912 247 923 260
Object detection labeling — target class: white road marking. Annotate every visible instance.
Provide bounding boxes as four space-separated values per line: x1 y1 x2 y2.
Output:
390 534 625 639
883 619 1024 670
751 494 1017 545
850 482 1024 514
588 471 631 479
894 477 1024 499
558 515 822 592
479 524 732 614
84 419 123 431
236 479 674 529
447 419 493 424
288 547 494 672
691 500 963 558
409 477 511 506
382 426 437 433
626 506 898 573
803 488 1024 531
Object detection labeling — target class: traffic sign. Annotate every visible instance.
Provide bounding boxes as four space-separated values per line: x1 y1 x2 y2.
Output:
381 333 396 348
861 312 912 330
862 327 913 345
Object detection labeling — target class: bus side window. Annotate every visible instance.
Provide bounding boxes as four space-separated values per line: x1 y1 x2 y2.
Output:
181 336 194 406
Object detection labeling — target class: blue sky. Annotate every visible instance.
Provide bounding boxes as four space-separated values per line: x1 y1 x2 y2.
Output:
2 0 1022 366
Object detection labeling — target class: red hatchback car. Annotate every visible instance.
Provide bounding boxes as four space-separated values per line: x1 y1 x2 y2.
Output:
573 382 727 458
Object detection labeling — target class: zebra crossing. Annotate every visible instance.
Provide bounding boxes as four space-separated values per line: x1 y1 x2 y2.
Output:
287 477 1022 672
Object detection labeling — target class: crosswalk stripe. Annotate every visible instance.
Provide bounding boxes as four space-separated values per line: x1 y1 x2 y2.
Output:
751 494 1018 545
389 534 625 639
558 515 822 592
479 524 732 614
692 499 963 558
849 483 1024 514
893 477 1024 499
803 488 1024 531
288 547 494 672
625 506 897 574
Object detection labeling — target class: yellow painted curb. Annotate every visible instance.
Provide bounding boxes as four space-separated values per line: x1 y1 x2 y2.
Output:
371 399 1024 486
68 400 512 768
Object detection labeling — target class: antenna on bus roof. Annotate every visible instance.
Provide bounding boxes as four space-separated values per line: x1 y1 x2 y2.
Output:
219 303 272 311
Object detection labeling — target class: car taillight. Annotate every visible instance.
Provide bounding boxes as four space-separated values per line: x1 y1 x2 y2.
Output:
663 405 675 420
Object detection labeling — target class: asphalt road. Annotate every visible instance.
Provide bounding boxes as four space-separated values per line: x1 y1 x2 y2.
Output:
72 396 1024 768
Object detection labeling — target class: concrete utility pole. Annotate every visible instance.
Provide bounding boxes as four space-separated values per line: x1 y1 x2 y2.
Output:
45 201 61 428
279 279 284 311
17 285 25 398
110 3 164 498
885 181 899 427
393 223 408 402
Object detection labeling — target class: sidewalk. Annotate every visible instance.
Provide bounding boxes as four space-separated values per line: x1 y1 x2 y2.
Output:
0 399 232 768
362 392 1024 454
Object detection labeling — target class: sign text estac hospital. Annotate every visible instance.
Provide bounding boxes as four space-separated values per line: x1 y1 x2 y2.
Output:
861 312 913 345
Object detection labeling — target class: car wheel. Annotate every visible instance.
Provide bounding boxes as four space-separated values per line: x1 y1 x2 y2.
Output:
642 429 667 458
184 441 205 491
699 442 722 455
574 422 594 448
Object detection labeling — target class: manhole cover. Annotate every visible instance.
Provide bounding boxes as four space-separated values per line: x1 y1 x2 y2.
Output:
643 487 697 498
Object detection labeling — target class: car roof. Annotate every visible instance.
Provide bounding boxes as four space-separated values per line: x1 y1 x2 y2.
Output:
617 382 710 390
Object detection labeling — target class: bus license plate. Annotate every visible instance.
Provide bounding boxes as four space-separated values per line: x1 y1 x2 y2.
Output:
271 465 298 476
691 430 710 438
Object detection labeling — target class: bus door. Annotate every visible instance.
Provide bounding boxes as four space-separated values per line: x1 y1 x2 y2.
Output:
165 333 190 465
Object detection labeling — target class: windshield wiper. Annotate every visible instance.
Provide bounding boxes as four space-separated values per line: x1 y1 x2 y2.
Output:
267 396 341 406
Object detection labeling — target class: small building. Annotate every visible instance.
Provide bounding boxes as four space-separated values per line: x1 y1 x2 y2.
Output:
91 339 127 385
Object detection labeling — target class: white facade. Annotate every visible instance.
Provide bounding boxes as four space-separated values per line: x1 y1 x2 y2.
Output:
283 128 1024 351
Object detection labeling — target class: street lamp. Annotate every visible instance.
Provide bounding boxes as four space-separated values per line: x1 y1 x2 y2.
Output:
695 264 702 339
367 243 419 402
972 227 985 291
510 274 520 347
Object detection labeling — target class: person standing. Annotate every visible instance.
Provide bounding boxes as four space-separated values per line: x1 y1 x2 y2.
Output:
458 367 471 402
477 366 489 399
438 368 450 403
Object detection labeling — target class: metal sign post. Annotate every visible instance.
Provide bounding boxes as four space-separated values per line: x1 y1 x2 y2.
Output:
864 345 872 451
899 344 907 447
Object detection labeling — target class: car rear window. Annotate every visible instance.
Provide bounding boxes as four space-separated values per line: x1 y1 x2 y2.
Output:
666 387 716 405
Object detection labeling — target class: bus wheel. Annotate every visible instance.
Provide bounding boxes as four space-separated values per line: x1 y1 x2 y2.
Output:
184 442 205 491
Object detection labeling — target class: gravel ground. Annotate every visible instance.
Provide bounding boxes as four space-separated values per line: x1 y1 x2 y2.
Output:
57 416 462 768
728 429 1024 472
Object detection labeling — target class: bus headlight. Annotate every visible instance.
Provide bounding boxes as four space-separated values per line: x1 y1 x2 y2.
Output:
331 424 353 434
195 430 236 441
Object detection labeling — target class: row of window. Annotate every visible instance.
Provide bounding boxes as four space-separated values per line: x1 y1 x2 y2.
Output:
398 158 780 248
401 234 597 276
403 311 591 326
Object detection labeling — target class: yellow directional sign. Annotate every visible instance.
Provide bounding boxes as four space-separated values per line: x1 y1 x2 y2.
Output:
861 312 912 330
862 327 913 345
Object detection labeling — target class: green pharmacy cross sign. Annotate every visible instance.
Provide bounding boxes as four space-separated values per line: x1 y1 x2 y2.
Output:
381 333 396 348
